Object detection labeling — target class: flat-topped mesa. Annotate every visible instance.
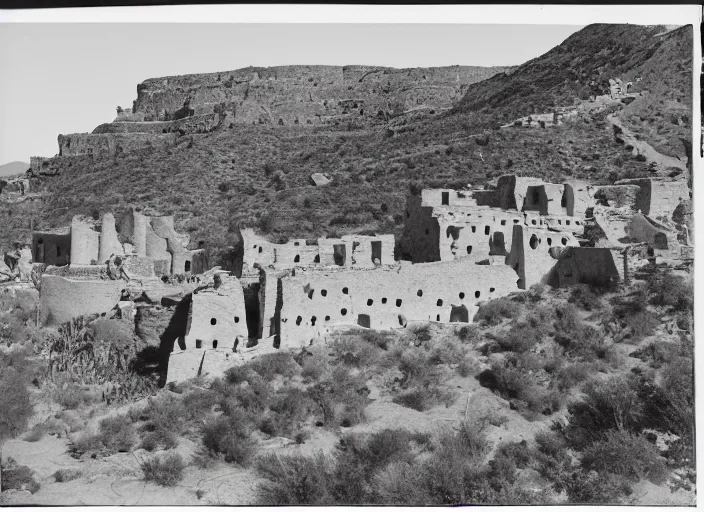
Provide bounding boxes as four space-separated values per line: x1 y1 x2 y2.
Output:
130 64 513 126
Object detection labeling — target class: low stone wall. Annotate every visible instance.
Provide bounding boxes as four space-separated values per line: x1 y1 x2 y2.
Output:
41 274 124 325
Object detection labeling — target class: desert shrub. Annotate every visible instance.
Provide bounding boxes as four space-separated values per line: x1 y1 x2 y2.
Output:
495 322 543 353
0 312 27 346
535 430 567 459
202 413 256 466
224 365 253 385
473 297 520 325
481 357 563 418
227 374 272 414
24 418 62 442
554 319 604 360
331 335 382 369
1 464 41 493
307 367 368 427
562 469 633 504
333 430 417 503
0 367 33 441
53 468 82 482
246 351 301 380
488 450 518 489
361 330 393 350
98 415 137 452
300 353 329 381
264 388 316 437
71 432 105 455
397 346 442 386
457 355 481 377
630 340 677 368
393 387 435 412
641 357 694 443
54 382 92 410
611 307 660 343
141 394 187 434
140 429 178 451
370 460 430 505
424 422 493 504
581 430 668 484
413 325 433 343
647 272 692 311
456 325 479 343
256 452 335 505
568 284 604 311
141 452 185 487
566 375 644 448
495 441 533 469
555 363 591 391
429 338 465 365
182 388 220 419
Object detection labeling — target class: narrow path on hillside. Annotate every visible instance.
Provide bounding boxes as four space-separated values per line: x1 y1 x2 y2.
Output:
606 113 687 176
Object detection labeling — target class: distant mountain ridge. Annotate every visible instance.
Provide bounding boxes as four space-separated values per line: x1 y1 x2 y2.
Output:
0 161 29 178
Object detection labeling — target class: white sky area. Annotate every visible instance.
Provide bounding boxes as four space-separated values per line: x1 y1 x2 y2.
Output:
0 23 585 164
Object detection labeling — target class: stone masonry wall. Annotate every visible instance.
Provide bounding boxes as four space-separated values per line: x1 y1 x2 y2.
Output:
41 275 124 325
278 259 519 349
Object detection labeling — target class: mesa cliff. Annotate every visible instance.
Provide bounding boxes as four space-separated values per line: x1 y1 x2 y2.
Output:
129 65 515 126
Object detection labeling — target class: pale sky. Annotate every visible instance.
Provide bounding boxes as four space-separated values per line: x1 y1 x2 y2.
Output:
0 23 584 164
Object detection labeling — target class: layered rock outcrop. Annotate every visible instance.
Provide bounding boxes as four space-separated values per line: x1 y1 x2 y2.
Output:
130 65 513 126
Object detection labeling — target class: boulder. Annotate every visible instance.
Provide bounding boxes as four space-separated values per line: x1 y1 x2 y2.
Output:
310 173 331 186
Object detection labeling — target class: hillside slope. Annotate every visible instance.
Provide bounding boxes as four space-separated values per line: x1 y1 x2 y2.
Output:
452 24 693 158
4 24 694 264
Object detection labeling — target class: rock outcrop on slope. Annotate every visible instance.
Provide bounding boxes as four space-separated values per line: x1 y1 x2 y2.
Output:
129 65 514 126
51 65 512 161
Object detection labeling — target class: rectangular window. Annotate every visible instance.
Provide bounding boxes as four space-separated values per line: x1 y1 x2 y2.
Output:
371 240 382 264
441 191 450 205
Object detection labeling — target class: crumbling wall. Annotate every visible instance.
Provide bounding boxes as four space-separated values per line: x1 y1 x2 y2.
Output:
506 225 580 289
32 231 71 266
241 228 276 270
183 286 249 351
150 216 191 274
259 267 291 339
628 214 674 250
278 259 519 348
593 185 641 210
98 213 124 263
273 240 319 267
592 206 632 247
70 216 100 265
542 216 585 233
41 275 124 325
545 247 621 288
616 179 690 221
563 180 591 217
401 194 441 263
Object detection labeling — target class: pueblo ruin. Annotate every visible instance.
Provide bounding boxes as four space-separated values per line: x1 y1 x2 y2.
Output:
12 167 690 384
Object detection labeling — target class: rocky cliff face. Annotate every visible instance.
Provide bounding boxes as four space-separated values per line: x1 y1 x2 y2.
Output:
130 65 514 127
